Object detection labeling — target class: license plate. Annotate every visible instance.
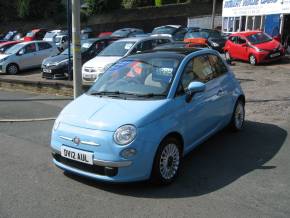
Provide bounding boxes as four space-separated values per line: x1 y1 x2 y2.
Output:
61 146 93 165
83 74 95 79
270 52 280 58
43 68 51 73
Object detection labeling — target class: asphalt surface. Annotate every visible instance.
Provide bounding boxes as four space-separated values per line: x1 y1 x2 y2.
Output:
0 61 290 217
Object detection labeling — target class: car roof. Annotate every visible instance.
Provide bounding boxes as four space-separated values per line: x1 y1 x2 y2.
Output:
124 48 202 61
18 40 52 45
117 36 171 43
0 41 20 46
154 25 181 29
231 31 262 37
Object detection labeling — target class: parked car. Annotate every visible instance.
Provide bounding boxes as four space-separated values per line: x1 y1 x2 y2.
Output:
42 37 117 79
81 36 172 85
184 28 226 52
43 30 67 43
0 41 22 54
51 48 245 184
81 27 94 40
153 41 210 50
98 32 112 37
55 35 69 51
0 41 59 74
24 29 47 41
151 25 188 41
0 31 22 43
111 28 145 38
224 31 285 65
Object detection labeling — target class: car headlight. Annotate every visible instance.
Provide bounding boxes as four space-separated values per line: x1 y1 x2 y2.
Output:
0 57 8 63
254 47 266 52
57 59 69 66
53 118 61 131
114 125 137 145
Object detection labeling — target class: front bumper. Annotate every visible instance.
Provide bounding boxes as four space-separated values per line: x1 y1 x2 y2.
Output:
51 123 156 182
42 65 69 79
255 49 285 63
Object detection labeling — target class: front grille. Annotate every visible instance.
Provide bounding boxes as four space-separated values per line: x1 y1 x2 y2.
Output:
42 72 54 79
52 153 118 176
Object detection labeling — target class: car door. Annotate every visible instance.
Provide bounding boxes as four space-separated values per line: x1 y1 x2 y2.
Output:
17 43 38 69
208 54 234 124
37 42 55 66
174 55 222 150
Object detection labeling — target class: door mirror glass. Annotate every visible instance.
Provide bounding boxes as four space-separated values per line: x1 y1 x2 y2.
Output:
187 81 206 94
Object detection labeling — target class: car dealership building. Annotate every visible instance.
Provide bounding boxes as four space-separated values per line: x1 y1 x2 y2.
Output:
222 0 290 45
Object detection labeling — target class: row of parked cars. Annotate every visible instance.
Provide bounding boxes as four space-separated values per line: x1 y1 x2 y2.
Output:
0 25 286 84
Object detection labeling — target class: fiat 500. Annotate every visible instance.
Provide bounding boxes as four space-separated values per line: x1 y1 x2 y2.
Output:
51 48 245 185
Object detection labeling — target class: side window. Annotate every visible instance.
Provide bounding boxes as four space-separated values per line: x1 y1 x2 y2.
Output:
155 38 171 45
38 42 52 50
24 43 36 54
140 40 154 51
177 55 214 95
130 42 142 54
208 55 228 78
173 28 187 41
237 37 246 44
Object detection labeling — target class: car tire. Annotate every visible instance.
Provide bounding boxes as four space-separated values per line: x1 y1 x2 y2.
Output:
151 137 182 185
225 51 232 61
249 55 257 65
6 63 19 75
230 99 245 131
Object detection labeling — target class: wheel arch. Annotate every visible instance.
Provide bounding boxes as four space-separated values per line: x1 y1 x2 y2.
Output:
161 131 184 154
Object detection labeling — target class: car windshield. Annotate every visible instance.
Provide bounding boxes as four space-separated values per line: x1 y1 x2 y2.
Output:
99 41 135 57
112 30 129 37
4 31 14 40
87 57 180 99
246 33 272 45
152 26 176 35
185 31 209 39
5 44 23 54
26 31 34 37
44 32 55 39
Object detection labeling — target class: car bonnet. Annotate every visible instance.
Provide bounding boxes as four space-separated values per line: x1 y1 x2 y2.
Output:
58 94 170 131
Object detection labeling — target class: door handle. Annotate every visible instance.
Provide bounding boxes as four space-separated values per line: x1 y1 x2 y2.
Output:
217 89 224 96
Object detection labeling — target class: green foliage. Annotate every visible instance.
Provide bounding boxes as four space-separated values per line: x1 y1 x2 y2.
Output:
15 0 64 20
84 0 122 14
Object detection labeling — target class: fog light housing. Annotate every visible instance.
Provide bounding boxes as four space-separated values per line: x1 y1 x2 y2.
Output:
120 148 137 158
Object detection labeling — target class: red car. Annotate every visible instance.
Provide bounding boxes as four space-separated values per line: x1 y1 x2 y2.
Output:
24 28 47 41
224 31 285 65
98 32 112 37
0 41 22 54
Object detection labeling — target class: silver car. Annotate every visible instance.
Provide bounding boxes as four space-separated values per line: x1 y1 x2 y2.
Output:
0 41 59 75
82 36 173 86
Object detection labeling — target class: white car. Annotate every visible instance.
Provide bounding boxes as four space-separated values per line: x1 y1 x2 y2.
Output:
0 41 59 75
81 36 172 86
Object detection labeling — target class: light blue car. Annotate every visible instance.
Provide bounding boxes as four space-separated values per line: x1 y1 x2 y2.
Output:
51 48 245 185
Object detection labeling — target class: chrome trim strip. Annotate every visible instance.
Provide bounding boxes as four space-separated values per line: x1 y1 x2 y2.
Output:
60 136 72 141
59 136 100 147
81 141 100 146
51 148 132 167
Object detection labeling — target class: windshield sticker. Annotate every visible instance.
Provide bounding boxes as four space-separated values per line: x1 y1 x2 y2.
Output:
124 43 134 50
152 67 174 83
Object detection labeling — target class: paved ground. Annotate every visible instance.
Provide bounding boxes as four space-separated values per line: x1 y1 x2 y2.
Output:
0 59 290 218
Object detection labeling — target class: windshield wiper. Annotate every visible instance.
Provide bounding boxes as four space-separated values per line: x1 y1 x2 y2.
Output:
90 91 121 96
134 93 167 98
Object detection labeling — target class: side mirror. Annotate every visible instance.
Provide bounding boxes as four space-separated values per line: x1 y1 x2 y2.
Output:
185 81 205 102
241 43 247 47
17 49 24 56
